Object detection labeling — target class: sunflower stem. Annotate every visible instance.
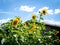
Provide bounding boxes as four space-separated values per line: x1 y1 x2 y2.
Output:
39 13 42 23
39 14 40 23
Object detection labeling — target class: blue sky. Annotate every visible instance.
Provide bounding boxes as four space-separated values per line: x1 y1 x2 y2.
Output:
0 0 60 26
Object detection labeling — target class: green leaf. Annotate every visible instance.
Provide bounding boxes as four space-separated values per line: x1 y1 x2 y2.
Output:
11 30 23 36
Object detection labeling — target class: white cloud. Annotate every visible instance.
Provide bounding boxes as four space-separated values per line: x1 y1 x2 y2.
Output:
20 5 35 12
47 9 53 15
0 18 11 24
44 20 60 26
54 9 60 14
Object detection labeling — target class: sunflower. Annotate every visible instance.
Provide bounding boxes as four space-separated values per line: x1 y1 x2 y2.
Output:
29 24 36 34
32 23 36 28
12 19 19 27
29 27 34 34
32 14 36 20
29 30 33 34
15 17 21 23
22 22 27 27
41 8 47 15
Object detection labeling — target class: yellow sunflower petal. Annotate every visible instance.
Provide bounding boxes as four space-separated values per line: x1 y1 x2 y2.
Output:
15 17 21 23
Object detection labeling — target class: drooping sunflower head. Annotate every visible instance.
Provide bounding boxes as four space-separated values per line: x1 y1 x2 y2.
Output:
22 22 27 27
12 19 19 27
32 14 36 20
32 23 36 28
29 27 34 34
41 8 47 15
29 30 32 33
29 23 36 33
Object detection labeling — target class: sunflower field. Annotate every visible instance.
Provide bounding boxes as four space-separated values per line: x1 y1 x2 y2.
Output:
0 8 60 45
